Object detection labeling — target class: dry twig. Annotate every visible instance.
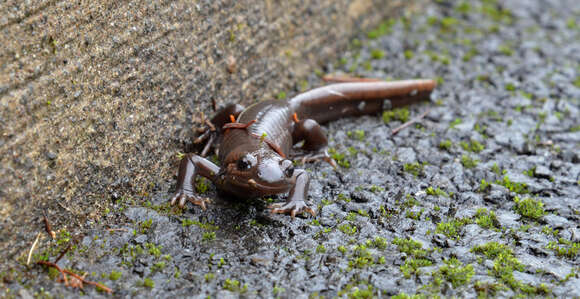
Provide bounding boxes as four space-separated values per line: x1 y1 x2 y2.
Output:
27 232 42 266
322 75 383 83
391 109 431 135
37 261 113 293
43 212 56 239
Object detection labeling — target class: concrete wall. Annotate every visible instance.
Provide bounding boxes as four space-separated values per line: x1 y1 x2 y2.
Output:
0 0 410 263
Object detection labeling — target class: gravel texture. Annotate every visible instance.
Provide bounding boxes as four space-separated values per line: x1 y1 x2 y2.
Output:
2 0 580 298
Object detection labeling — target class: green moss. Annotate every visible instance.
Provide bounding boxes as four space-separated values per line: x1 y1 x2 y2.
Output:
382 108 410 123
574 76 580 88
405 209 423 220
546 239 579 258
480 2 513 24
541 225 559 237
392 293 427 299
441 17 459 31
144 243 162 258
433 258 474 287
348 244 375 269
438 139 452 150
479 179 491 192
436 218 471 239
460 140 485 153
474 281 505 298
495 175 529 194
223 279 247 293
369 185 384 193
328 148 350 168
404 50 414 59
204 273 215 282
195 177 209 193
367 237 388 250
513 196 545 220
337 193 351 202
367 19 396 39
461 155 478 169
393 238 428 258
142 277 154 288
316 244 326 253
449 118 462 129
109 270 122 281
337 282 375 299
181 219 219 230
152 261 166 272
523 166 536 177
370 49 385 59
403 162 424 177
426 186 448 197
202 231 216 241
567 17 577 29
474 208 500 229
491 163 503 175
401 257 433 278
138 219 153 234
276 91 286 100
462 47 479 62
347 129 365 141
357 209 369 217
338 223 358 236
455 1 472 14
345 212 357 221
470 241 549 294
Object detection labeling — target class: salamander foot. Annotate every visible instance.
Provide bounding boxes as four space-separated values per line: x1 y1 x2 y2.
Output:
170 190 210 210
269 200 316 218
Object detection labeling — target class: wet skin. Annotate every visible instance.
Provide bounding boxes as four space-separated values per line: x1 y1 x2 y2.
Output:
171 79 436 217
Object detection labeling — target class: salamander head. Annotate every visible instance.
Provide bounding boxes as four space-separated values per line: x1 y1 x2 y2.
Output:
220 148 295 197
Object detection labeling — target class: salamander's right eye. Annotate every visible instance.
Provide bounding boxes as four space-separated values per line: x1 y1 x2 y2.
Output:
237 158 250 170
236 154 256 171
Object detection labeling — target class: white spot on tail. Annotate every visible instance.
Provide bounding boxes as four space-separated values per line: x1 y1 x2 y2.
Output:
328 89 347 99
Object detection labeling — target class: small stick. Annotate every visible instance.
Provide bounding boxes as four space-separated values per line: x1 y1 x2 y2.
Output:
27 232 42 265
37 261 113 293
322 75 383 83
391 109 431 135
54 243 72 264
106 228 128 232
43 212 56 239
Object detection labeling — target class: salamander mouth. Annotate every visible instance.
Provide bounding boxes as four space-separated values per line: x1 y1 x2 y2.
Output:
225 175 292 195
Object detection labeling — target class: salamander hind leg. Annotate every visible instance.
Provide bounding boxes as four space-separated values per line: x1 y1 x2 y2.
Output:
291 118 337 168
195 103 245 156
269 170 316 218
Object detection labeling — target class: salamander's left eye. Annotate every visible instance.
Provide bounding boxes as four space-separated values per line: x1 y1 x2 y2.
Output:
281 159 294 177
237 154 256 171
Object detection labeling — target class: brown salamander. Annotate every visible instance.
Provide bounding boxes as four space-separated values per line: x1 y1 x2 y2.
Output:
171 79 436 217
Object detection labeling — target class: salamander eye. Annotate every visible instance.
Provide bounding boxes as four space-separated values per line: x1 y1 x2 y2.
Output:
236 154 256 171
281 159 294 177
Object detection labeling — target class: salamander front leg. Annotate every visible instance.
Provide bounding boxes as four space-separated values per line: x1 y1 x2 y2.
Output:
269 169 316 218
171 154 220 210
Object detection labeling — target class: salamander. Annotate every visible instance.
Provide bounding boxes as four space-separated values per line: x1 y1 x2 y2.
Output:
171 78 436 217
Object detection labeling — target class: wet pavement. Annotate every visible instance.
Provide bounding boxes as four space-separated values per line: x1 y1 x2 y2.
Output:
2 0 579 298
